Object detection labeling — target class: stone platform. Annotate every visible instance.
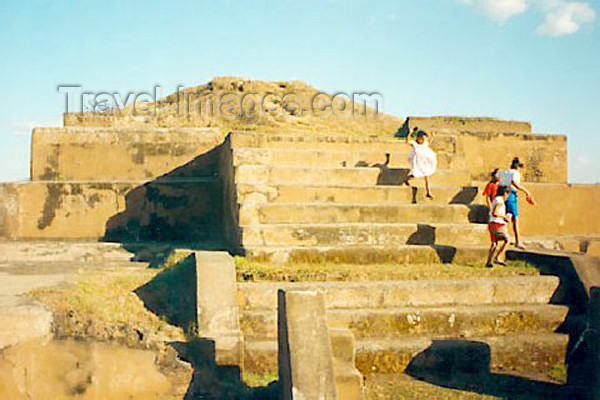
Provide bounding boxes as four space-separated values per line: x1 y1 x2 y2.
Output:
1 118 597 263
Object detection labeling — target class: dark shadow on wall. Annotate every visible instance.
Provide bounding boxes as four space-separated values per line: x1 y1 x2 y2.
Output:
135 255 279 399
171 338 279 400
407 224 436 245
468 204 489 223
363 159 410 186
449 187 479 204
102 145 227 262
405 340 574 399
134 254 198 334
506 250 600 398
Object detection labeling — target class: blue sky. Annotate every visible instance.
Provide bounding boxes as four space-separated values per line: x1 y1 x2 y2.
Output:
0 0 598 182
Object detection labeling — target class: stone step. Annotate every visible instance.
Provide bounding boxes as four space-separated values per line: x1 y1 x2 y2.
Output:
239 223 489 247
235 165 471 187
240 203 476 225
237 276 560 311
243 333 568 376
232 147 464 170
229 131 457 153
236 184 481 206
333 360 365 400
240 304 568 341
242 244 490 264
330 328 366 399
354 333 568 375
0 296 53 349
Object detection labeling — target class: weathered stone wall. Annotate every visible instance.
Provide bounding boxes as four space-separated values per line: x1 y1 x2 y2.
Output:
409 116 532 134
31 127 223 180
0 180 222 241
219 135 242 252
518 183 600 237
451 132 568 183
0 184 19 238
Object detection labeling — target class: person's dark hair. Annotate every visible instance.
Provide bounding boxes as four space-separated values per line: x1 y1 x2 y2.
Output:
497 186 508 197
490 168 499 179
416 130 428 138
511 157 524 169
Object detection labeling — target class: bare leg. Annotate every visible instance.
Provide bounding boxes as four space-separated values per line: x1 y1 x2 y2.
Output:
425 176 433 198
512 217 522 248
486 242 497 266
494 240 508 263
406 173 414 187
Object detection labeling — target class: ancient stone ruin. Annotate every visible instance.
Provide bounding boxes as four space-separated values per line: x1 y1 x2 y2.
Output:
1 77 600 398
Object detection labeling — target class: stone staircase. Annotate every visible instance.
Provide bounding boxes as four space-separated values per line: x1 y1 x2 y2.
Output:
238 276 569 377
225 131 489 263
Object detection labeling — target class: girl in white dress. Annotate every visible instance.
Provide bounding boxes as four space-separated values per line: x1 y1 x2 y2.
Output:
405 130 437 199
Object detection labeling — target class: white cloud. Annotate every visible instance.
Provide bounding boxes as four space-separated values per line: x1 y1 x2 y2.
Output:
460 0 528 24
536 1 596 36
459 0 596 35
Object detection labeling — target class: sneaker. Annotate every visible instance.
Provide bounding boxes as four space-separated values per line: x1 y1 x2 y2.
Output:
494 260 507 266
485 263 494 269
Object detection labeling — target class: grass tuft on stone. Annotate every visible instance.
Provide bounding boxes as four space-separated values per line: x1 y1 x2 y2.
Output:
28 270 185 347
234 256 540 282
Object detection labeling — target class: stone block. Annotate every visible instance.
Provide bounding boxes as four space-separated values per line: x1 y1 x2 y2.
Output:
588 241 600 257
330 328 365 400
333 360 365 400
0 297 53 349
232 148 271 166
278 289 338 400
330 328 356 364
235 165 269 184
136 251 243 368
194 251 243 367
558 238 582 253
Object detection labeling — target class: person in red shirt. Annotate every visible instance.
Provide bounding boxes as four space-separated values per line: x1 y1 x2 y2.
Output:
482 168 500 209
